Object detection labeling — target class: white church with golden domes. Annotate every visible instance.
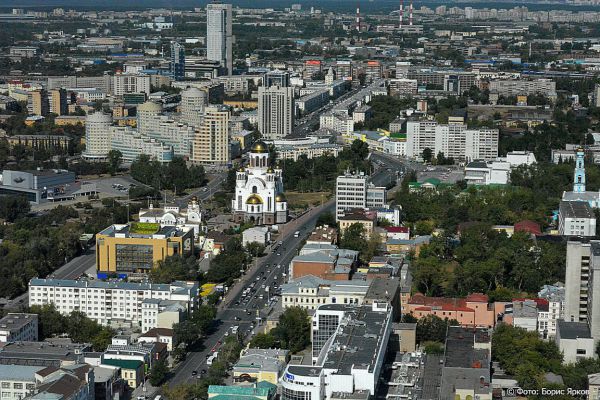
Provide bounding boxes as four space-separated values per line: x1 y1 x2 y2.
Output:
232 141 288 225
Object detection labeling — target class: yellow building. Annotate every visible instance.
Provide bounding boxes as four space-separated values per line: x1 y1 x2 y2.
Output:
55 115 86 126
96 223 194 275
338 213 374 237
102 359 144 388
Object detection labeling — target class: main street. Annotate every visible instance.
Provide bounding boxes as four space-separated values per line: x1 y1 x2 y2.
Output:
167 167 395 386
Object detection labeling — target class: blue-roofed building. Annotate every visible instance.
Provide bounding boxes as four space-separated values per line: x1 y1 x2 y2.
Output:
208 381 277 400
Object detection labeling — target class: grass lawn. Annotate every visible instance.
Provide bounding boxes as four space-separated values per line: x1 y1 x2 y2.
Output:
285 191 332 208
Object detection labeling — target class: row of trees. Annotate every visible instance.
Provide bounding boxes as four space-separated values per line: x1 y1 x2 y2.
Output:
493 324 600 395
30 304 114 351
249 306 311 353
411 224 565 298
279 140 371 193
131 155 206 195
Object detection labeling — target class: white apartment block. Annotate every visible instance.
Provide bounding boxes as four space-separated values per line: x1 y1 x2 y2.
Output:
28 279 198 328
110 126 173 163
559 201 597 237
206 2 233 74
389 78 418 97
383 139 407 156
538 284 565 339
258 86 294 139
406 121 498 161
320 112 354 135
0 314 38 343
112 74 151 97
0 365 41 399
138 114 196 157
488 79 556 97
335 171 386 221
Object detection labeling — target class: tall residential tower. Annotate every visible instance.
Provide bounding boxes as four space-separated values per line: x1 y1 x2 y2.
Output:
206 2 233 75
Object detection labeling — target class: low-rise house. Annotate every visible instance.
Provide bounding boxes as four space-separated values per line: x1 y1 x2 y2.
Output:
0 314 38 343
407 293 495 328
29 364 94 400
555 320 595 364
138 328 176 352
232 349 288 385
101 359 144 389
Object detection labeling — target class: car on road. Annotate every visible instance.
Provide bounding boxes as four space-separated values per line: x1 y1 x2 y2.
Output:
246 311 252 315
192 370 198 376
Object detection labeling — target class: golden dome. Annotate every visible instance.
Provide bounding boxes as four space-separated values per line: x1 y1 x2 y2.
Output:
238 166 245 172
251 141 268 153
267 167 274 173
275 193 286 202
246 194 263 205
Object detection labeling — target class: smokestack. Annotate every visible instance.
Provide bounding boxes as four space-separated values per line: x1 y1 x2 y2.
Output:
356 1 360 30
409 0 413 26
399 0 404 27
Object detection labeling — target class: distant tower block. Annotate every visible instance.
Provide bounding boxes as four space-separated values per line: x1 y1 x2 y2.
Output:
409 0 413 25
399 0 404 27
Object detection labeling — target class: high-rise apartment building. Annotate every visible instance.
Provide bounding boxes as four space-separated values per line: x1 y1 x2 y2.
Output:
83 112 113 160
27 90 48 116
595 83 600 107
112 73 151 97
265 70 290 87
170 41 185 81
191 105 230 165
206 2 233 75
335 171 387 221
48 88 67 116
180 86 207 127
258 86 294 139
406 121 498 161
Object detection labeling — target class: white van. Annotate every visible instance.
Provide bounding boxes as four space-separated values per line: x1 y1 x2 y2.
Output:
231 326 239 335
206 355 215 365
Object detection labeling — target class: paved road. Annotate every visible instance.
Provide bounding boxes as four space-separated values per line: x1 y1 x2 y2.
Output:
167 167 394 386
176 173 227 208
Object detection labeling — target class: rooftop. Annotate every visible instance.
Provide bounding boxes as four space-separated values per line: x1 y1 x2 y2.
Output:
557 320 592 340
560 200 595 219
0 313 37 333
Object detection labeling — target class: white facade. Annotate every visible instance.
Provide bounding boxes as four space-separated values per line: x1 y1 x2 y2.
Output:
406 121 498 161
383 138 407 156
206 3 233 75
559 201 597 237
258 86 295 139
180 87 207 127
139 114 195 158
242 226 270 246
83 112 113 160
0 365 42 400
28 279 198 328
112 74 151 97
464 161 510 185
231 142 288 225
335 172 386 221
280 276 370 311
319 112 354 135
537 284 565 339
110 126 173 163
138 198 202 239
0 314 38 343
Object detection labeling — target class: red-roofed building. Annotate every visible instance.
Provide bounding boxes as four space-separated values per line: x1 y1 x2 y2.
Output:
384 226 410 240
406 292 495 328
514 220 542 236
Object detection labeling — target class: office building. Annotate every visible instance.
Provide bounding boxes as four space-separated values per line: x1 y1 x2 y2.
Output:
170 41 185 81
206 2 233 75
264 136 342 161
95 223 195 276
280 303 392 400
48 88 67 116
296 89 329 115
335 171 387 221
281 276 370 310
258 86 294 139
559 201 597 237
83 112 113 160
0 169 95 204
191 105 230 165
29 278 198 328
180 86 207 127
265 70 290 87
231 141 288 225
0 313 38 343
406 121 498 161
319 112 354 135
389 78 418 97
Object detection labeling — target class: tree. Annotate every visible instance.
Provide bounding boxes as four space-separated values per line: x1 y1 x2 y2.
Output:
107 150 122 176
149 360 169 386
249 332 277 349
272 307 311 353
415 315 458 343
422 148 433 163
0 196 30 222
246 242 265 257
149 255 199 284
